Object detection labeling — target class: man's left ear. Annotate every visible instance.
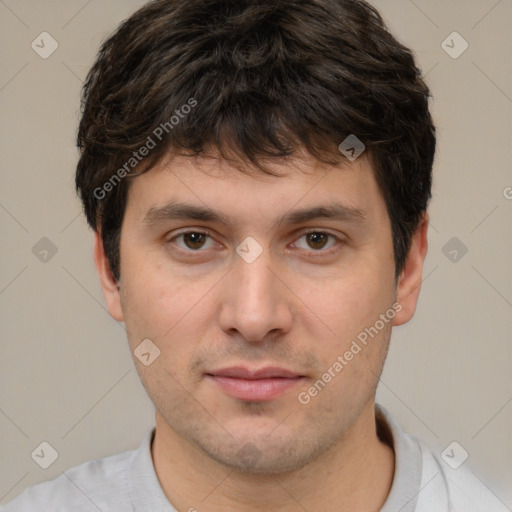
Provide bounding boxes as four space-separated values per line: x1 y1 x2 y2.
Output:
393 213 429 326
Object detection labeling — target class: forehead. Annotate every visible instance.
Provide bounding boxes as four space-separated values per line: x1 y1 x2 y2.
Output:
124 150 386 227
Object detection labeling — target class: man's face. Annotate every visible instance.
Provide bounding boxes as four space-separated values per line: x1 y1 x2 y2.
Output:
97 150 420 473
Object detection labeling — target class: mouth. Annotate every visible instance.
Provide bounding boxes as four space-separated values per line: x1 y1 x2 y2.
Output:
205 366 307 402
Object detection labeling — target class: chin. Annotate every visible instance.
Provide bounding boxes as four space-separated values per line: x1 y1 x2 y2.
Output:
197 430 327 475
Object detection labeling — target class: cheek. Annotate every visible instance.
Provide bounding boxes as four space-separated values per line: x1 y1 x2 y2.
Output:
295 269 394 350
119 257 181 350
120 260 220 372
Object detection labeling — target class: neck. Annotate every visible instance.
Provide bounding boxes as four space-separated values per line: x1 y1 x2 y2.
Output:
151 402 395 512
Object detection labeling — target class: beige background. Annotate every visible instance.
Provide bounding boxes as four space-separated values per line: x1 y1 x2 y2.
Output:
1 0 511 507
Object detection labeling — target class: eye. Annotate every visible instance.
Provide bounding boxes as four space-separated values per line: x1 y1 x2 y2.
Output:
292 231 339 252
167 229 341 255
170 230 217 251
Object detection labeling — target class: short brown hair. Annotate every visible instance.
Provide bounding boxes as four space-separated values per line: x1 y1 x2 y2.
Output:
76 0 435 281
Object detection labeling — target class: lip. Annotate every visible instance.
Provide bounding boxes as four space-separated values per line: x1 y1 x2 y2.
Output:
206 366 306 401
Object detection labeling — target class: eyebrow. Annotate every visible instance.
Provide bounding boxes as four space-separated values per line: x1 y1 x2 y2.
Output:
142 200 366 227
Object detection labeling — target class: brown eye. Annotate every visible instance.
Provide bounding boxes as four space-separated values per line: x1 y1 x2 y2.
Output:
172 231 215 251
306 232 329 250
292 231 340 254
183 232 207 249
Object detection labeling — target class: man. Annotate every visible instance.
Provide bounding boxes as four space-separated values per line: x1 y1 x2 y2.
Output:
2 0 507 510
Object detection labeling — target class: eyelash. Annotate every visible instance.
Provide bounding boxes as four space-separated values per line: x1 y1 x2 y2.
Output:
166 229 342 257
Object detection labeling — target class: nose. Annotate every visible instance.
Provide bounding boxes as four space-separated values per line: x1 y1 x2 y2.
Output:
217 247 294 343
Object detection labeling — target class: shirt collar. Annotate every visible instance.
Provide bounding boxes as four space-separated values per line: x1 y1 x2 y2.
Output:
128 427 177 511
377 403 424 512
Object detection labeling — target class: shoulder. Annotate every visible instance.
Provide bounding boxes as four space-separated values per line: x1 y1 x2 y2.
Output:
1 449 134 512
415 441 509 512
376 404 508 512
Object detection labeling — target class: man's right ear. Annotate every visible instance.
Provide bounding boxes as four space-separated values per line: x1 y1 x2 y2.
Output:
93 231 124 322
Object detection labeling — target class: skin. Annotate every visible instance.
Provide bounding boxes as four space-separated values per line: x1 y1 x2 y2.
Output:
94 148 428 511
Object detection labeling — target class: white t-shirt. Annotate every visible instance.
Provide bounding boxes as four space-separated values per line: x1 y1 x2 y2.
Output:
1 404 507 511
